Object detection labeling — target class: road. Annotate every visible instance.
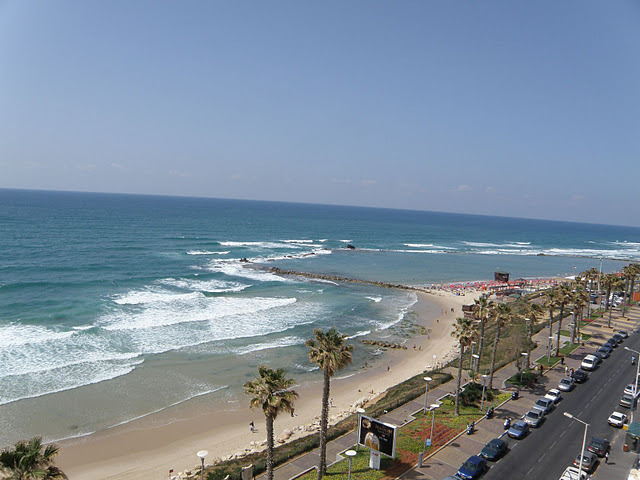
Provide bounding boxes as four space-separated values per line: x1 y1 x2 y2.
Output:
483 331 638 479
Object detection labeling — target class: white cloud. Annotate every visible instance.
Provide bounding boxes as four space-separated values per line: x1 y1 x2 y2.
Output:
361 179 377 186
111 163 126 170
453 184 472 192
485 186 497 193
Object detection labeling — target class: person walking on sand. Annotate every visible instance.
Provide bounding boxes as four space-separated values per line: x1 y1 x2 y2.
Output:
605 451 609 464
250 421 255 432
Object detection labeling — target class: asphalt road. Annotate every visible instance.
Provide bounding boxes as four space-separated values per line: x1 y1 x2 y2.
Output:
482 330 639 479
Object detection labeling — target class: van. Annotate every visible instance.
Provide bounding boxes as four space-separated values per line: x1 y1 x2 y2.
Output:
581 355 598 371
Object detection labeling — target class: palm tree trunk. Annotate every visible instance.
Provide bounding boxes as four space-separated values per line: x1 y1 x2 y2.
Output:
555 304 565 356
608 302 613 328
476 319 486 373
317 368 331 479
488 322 501 389
570 311 576 344
266 415 275 480
622 279 628 317
526 318 532 369
455 345 465 415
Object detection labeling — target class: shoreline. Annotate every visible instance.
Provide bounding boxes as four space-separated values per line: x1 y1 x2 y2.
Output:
56 290 480 480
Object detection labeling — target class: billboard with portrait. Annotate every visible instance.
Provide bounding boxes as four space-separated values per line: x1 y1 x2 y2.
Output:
358 415 397 457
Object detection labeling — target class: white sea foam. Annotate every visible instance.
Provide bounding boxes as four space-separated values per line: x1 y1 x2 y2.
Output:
293 363 320 372
103 295 298 331
158 277 251 293
218 241 293 249
346 330 371 339
339 239 353 243
282 239 314 244
210 262 291 282
187 250 230 255
114 290 202 306
0 324 76 349
233 336 303 355
366 296 382 303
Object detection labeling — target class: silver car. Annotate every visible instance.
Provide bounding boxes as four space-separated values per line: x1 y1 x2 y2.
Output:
532 397 554 415
523 409 545 427
557 377 575 392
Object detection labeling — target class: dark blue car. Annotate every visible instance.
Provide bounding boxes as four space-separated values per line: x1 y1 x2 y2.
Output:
507 420 530 439
457 455 488 479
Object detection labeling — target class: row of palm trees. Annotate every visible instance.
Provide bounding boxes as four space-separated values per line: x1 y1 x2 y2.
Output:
243 327 353 480
450 263 640 415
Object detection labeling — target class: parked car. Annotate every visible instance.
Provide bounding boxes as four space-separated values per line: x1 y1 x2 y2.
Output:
604 341 616 350
581 355 598 371
620 393 636 408
607 336 620 347
618 330 629 338
457 455 488 480
597 345 612 358
624 383 638 396
572 369 589 383
532 397 555 415
592 351 606 362
612 333 624 344
573 451 598 473
559 466 588 480
524 409 545 428
479 438 507 461
544 389 563 404
507 420 530 439
608 411 628 427
588 437 610 457
557 377 575 392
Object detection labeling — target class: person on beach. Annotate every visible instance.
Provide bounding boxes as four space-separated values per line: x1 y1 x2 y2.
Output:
250 421 255 432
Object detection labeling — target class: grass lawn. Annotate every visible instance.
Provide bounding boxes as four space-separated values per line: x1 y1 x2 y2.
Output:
558 330 591 341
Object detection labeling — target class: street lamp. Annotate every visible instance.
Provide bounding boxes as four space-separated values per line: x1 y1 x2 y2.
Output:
480 375 488 411
355 407 365 451
564 412 589 478
423 404 440 454
423 377 432 414
520 353 529 386
470 341 477 370
547 336 554 363
625 346 640 422
196 450 208 480
471 354 480 376
345 449 357 480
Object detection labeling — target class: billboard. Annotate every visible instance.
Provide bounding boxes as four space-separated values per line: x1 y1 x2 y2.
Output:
358 415 397 457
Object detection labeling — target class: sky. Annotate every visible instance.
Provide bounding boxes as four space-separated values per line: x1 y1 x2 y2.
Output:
1 1 639 226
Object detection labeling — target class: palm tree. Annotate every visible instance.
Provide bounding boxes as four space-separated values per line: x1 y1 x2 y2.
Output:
452 316 477 415
244 365 298 480
0 436 65 480
306 328 353 479
543 288 559 359
487 302 512 389
621 265 637 317
629 264 640 304
571 286 588 344
472 295 494 373
521 301 543 369
601 273 619 328
555 283 573 356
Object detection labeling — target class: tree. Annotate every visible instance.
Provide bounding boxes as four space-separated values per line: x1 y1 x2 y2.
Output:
472 295 494 373
601 273 620 328
570 285 588 344
521 301 543 369
543 288 560 354
306 328 353 479
488 302 512 389
0 436 66 480
244 365 298 480
621 265 638 317
452 317 477 415
555 283 573 356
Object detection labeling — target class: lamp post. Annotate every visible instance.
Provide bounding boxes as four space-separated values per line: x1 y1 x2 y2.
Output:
625 346 640 422
520 353 529 386
423 404 440 454
355 407 365 451
196 450 208 480
345 449 357 480
423 377 432 414
547 336 554 363
433 354 437 369
471 354 480 377
470 341 477 370
480 375 488 411
563 412 588 478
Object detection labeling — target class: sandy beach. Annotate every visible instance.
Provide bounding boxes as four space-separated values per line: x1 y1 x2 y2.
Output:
56 290 480 480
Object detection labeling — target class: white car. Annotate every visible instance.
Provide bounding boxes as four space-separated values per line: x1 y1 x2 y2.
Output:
608 411 628 427
559 466 588 480
624 384 639 396
581 354 598 371
544 389 563 404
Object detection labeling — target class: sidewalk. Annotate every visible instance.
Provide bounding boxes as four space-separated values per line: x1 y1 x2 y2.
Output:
256 305 640 480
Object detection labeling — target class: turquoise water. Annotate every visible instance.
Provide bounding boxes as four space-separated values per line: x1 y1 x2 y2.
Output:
0 189 637 444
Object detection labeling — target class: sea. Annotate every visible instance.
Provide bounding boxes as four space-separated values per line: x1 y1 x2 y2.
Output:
1 188 639 446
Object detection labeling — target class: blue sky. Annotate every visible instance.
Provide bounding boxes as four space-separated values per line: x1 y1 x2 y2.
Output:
1 1 639 226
